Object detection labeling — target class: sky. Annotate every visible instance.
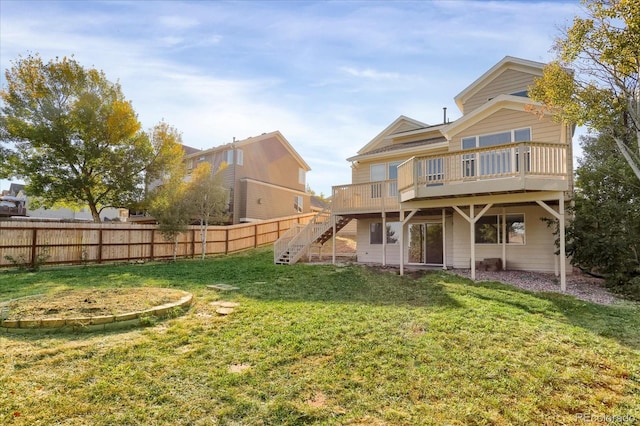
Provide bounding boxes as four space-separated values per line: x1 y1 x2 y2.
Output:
1 0 586 197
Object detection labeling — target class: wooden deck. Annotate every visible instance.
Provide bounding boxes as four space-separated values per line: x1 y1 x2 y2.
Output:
331 142 569 214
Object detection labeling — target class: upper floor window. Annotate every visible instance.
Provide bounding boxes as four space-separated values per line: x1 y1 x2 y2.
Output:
370 164 386 181
299 168 306 185
461 128 532 177
462 128 531 150
236 149 243 166
225 150 233 165
294 195 303 213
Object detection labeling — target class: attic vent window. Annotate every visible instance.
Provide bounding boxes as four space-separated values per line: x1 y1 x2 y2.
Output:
511 90 529 97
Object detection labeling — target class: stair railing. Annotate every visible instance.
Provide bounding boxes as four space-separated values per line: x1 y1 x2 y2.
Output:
273 207 334 264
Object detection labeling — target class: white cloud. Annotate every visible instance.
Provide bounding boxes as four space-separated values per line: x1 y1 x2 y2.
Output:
340 67 402 81
1 0 587 197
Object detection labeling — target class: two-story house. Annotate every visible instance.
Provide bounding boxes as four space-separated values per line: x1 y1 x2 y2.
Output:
183 131 312 224
275 57 573 290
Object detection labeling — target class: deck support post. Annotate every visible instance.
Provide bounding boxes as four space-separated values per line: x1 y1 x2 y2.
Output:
399 209 419 276
382 212 387 266
501 207 507 270
452 203 493 281
536 195 567 292
331 214 337 265
441 209 447 270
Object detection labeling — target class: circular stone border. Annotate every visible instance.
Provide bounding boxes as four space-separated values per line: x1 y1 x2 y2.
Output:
0 290 193 333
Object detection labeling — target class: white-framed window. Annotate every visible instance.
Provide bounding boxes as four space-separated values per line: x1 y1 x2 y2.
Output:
236 149 243 166
388 161 400 196
475 214 525 244
370 163 386 181
225 149 234 165
370 163 386 199
369 222 401 245
461 128 532 177
294 195 303 213
462 128 531 150
299 168 306 185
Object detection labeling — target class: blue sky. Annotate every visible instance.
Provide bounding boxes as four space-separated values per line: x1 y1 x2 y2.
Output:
1 0 585 197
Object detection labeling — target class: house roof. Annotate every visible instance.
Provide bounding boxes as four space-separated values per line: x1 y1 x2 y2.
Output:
181 144 201 155
347 137 447 162
443 94 540 139
184 131 311 171
453 56 546 113
9 183 25 196
356 115 429 155
310 196 329 211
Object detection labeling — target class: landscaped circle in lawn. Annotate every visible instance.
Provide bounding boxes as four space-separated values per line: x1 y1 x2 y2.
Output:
0 287 193 332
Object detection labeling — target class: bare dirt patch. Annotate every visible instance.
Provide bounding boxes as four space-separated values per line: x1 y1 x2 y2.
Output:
2 287 188 320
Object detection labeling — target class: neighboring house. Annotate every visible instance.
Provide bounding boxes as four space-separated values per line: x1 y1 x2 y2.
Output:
0 184 27 217
183 131 312 224
0 183 127 221
276 57 573 290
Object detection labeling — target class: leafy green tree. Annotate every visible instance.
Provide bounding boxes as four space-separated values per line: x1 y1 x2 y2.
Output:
147 172 190 262
145 126 191 262
185 162 230 259
566 132 640 288
0 54 176 221
528 0 640 181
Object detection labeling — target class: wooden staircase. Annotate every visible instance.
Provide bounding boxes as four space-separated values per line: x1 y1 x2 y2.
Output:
274 208 352 265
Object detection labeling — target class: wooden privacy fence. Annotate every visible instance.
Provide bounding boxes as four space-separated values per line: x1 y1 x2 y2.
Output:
0 213 316 268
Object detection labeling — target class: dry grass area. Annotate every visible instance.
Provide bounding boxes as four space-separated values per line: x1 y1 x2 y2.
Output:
2 288 187 320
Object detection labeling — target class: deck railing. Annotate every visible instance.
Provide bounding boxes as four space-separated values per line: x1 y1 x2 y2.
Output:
273 207 332 264
398 141 568 194
331 179 400 214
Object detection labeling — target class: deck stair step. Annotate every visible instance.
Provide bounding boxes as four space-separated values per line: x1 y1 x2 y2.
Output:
273 207 352 265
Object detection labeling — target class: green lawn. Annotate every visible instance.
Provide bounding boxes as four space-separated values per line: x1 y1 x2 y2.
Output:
1 247 639 425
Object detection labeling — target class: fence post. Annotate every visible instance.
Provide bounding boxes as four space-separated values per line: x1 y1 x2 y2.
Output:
254 224 258 248
225 229 229 254
191 229 196 259
98 228 103 264
150 229 155 261
30 228 37 269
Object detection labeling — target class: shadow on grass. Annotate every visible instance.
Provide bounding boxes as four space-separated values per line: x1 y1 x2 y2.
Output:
6 247 638 349
456 278 640 350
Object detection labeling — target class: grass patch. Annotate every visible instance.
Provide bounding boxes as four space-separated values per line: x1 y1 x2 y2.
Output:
1 247 639 424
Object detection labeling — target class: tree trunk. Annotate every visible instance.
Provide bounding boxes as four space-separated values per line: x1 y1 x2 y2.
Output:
87 199 101 222
200 218 207 260
173 237 178 262
613 136 640 181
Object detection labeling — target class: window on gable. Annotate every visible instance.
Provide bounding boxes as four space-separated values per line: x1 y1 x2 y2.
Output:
299 168 306 185
514 128 531 142
461 128 532 177
511 90 529 97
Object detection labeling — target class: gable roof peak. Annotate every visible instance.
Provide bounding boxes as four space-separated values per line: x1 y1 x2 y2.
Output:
454 56 547 112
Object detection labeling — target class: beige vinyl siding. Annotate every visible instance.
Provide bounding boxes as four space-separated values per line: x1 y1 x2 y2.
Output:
240 179 310 222
451 205 569 273
356 219 402 265
463 69 538 114
355 215 454 267
448 108 561 153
